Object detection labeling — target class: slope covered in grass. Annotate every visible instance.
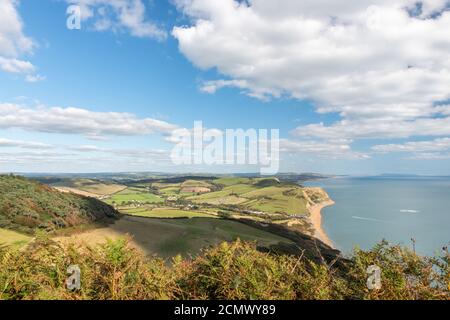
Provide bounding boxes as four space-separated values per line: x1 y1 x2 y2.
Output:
51 178 126 196
187 180 310 215
52 215 295 258
0 175 118 234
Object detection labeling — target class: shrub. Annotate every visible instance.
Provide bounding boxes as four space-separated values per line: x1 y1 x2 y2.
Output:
0 238 448 300
173 240 297 299
346 240 449 300
0 238 174 300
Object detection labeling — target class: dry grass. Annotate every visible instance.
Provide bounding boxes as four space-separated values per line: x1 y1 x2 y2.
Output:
0 228 32 249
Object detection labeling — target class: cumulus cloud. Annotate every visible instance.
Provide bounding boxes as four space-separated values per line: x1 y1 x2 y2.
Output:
0 56 34 74
0 0 34 57
0 103 179 139
173 0 450 150
67 0 167 40
0 0 38 76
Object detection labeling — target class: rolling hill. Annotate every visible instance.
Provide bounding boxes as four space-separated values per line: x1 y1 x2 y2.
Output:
0 175 119 234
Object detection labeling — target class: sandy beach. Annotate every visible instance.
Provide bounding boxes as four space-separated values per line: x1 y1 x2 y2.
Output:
309 200 335 248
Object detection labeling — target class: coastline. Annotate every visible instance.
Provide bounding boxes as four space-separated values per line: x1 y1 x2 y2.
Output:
309 200 335 248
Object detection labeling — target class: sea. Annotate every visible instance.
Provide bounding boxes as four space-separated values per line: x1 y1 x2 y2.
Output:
305 176 450 257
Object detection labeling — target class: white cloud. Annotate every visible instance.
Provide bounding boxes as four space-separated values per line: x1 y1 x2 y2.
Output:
0 0 37 75
292 116 450 140
0 103 179 138
103 148 170 160
0 0 34 57
372 137 450 153
406 152 450 160
200 79 248 94
68 144 170 159
0 138 53 149
372 137 450 160
67 0 167 40
0 56 34 74
0 151 74 163
173 0 450 146
25 74 46 83
68 144 104 152
280 138 370 160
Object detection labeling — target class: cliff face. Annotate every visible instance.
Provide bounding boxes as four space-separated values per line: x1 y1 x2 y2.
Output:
303 187 332 208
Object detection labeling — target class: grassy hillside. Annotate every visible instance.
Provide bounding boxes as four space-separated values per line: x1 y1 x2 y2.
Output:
53 215 297 259
0 175 118 234
187 180 309 215
94 176 326 238
51 178 126 196
16 175 327 259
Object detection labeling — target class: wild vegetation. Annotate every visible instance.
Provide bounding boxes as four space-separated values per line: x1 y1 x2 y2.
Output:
0 175 118 234
0 228 32 248
0 238 448 300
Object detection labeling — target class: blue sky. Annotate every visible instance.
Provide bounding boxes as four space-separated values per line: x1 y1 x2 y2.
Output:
1 0 450 175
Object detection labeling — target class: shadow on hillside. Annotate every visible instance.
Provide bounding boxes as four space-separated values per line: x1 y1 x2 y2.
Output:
103 215 343 265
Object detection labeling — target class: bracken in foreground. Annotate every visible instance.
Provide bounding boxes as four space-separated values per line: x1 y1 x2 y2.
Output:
0 237 448 300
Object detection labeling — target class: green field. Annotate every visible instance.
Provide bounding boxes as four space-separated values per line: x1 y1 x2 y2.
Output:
104 188 163 205
121 207 217 219
0 228 33 248
181 180 213 188
98 176 311 218
213 177 251 186
159 186 181 195
244 196 308 215
187 182 309 215
147 180 214 196
186 184 254 202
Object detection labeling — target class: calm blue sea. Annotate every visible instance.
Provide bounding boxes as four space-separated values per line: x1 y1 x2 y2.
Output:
305 176 450 256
